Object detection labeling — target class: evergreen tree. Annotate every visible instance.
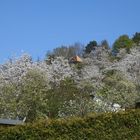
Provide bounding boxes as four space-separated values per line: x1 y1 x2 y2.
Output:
85 40 97 53
113 35 133 52
132 32 140 45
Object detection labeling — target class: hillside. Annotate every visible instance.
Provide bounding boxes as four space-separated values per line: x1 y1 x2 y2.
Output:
0 34 140 121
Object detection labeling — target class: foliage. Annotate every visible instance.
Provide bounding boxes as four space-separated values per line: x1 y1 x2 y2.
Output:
0 69 49 122
113 35 133 52
45 78 94 118
85 40 97 53
101 40 109 49
108 54 122 62
17 69 49 122
0 83 18 119
0 54 96 121
1 34 140 124
98 70 138 108
74 62 85 70
0 70 95 121
45 53 55 64
132 32 140 45
46 43 83 59
1 110 140 140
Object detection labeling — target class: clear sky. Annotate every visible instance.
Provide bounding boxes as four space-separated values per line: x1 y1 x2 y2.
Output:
0 0 140 63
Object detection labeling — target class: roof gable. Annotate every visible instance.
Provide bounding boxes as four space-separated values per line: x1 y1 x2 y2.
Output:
70 55 82 63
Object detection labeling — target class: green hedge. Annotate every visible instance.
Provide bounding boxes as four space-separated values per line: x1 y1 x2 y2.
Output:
1 110 140 140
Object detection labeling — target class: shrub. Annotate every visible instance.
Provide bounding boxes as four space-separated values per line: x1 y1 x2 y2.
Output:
1 110 140 140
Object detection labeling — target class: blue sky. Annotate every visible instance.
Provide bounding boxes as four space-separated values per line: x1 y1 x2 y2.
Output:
0 0 140 63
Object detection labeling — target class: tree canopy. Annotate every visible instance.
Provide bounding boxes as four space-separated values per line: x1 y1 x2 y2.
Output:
46 43 83 59
132 32 140 45
85 40 97 53
113 35 133 52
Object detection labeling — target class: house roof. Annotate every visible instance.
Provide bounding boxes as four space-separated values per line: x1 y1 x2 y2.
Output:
70 55 82 63
0 118 24 125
